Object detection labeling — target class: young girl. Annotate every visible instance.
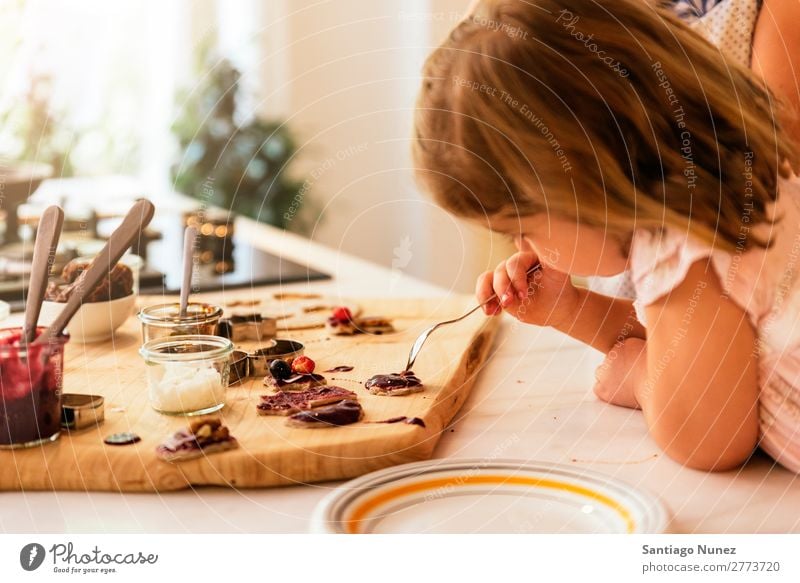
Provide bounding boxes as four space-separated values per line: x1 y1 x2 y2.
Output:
414 0 800 472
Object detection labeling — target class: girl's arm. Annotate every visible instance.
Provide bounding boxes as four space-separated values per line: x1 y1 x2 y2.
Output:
635 260 760 471
479 247 646 354
752 0 800 148
552 286 646 353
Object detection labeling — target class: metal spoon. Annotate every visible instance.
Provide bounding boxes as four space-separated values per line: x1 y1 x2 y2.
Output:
179 226 197 318
33 199 155 346
23 205 64 344
404 263 542 371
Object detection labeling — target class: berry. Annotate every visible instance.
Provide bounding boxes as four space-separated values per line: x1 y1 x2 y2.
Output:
331 306 352 323
291 355 316 374
269 359 292 380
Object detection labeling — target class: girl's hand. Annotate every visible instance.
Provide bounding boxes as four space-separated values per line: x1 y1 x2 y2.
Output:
475 238 578 327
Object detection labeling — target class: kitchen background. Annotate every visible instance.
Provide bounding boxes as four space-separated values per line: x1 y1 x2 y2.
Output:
0 0 514 297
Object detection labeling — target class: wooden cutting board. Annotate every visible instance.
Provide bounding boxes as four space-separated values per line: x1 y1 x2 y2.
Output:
0 296 499 492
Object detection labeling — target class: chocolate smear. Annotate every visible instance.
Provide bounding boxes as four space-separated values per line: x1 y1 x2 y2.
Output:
371 416 426 428
324 365 354 373
365 371 423 396
286 400 363 428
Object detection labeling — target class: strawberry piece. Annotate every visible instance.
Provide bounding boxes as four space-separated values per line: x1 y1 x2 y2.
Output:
331 306 353 323
291 355 316 374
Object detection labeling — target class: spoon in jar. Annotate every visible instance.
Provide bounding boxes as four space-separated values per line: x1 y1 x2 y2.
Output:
33 199 155 346
179 226 197 318
404 263 542 372
22 205 64 345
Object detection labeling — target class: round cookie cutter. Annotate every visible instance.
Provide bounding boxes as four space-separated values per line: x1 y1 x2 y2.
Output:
229 350 252 385
249 339 305 376
227 339 305 384
61 394 105 430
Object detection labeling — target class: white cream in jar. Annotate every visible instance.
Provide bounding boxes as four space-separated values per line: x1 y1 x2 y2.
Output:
139 335 233 415
149 364 225 414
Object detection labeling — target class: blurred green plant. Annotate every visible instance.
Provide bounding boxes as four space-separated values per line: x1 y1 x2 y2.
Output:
171 56 310 232
0 73 74 176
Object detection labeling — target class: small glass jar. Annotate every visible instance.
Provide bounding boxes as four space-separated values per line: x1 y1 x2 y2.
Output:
139 335 233 416
138 302 223 343
0 327 69 449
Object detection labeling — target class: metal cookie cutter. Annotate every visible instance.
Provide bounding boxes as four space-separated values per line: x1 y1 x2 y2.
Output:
227 339 305 385
61 394 105 430
217 313 277 342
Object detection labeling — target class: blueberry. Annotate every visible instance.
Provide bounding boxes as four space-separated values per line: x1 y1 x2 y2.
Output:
269 359 292 380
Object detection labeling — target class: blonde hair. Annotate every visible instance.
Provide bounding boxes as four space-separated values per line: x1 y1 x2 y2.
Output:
413 0 798 250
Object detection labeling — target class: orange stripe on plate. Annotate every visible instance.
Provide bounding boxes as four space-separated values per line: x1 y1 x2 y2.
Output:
344 474 635 533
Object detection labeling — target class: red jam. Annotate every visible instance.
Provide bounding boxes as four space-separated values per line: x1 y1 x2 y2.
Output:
0 327 68 447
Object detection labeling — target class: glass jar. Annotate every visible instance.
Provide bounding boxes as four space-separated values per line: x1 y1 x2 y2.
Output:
138 302 223 343
0 327 69 448
139 334 232 416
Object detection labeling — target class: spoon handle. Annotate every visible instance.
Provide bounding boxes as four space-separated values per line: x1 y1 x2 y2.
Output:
33 199 155 346
404 263 542 371
23 206 64 343
179 226 197 318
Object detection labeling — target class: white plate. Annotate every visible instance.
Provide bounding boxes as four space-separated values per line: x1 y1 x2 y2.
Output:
311 459 668 534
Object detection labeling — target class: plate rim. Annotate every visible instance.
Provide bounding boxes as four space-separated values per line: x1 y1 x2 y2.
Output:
311 458 669 534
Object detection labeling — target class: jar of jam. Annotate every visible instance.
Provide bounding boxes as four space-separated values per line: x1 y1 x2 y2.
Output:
0 327 68 448
137 302 223 343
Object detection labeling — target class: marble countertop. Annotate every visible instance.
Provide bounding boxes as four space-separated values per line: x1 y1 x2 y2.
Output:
2 215 798 534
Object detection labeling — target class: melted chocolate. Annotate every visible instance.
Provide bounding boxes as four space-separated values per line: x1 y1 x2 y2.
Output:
257 386 356 415
365 371 422 390
372 416 426 428
104 432 141 446
324 365 354 373
287 400 363 428
281 373 325 385
268 373 326 388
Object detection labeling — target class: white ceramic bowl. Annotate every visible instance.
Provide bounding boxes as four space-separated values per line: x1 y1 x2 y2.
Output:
40 294 136 343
